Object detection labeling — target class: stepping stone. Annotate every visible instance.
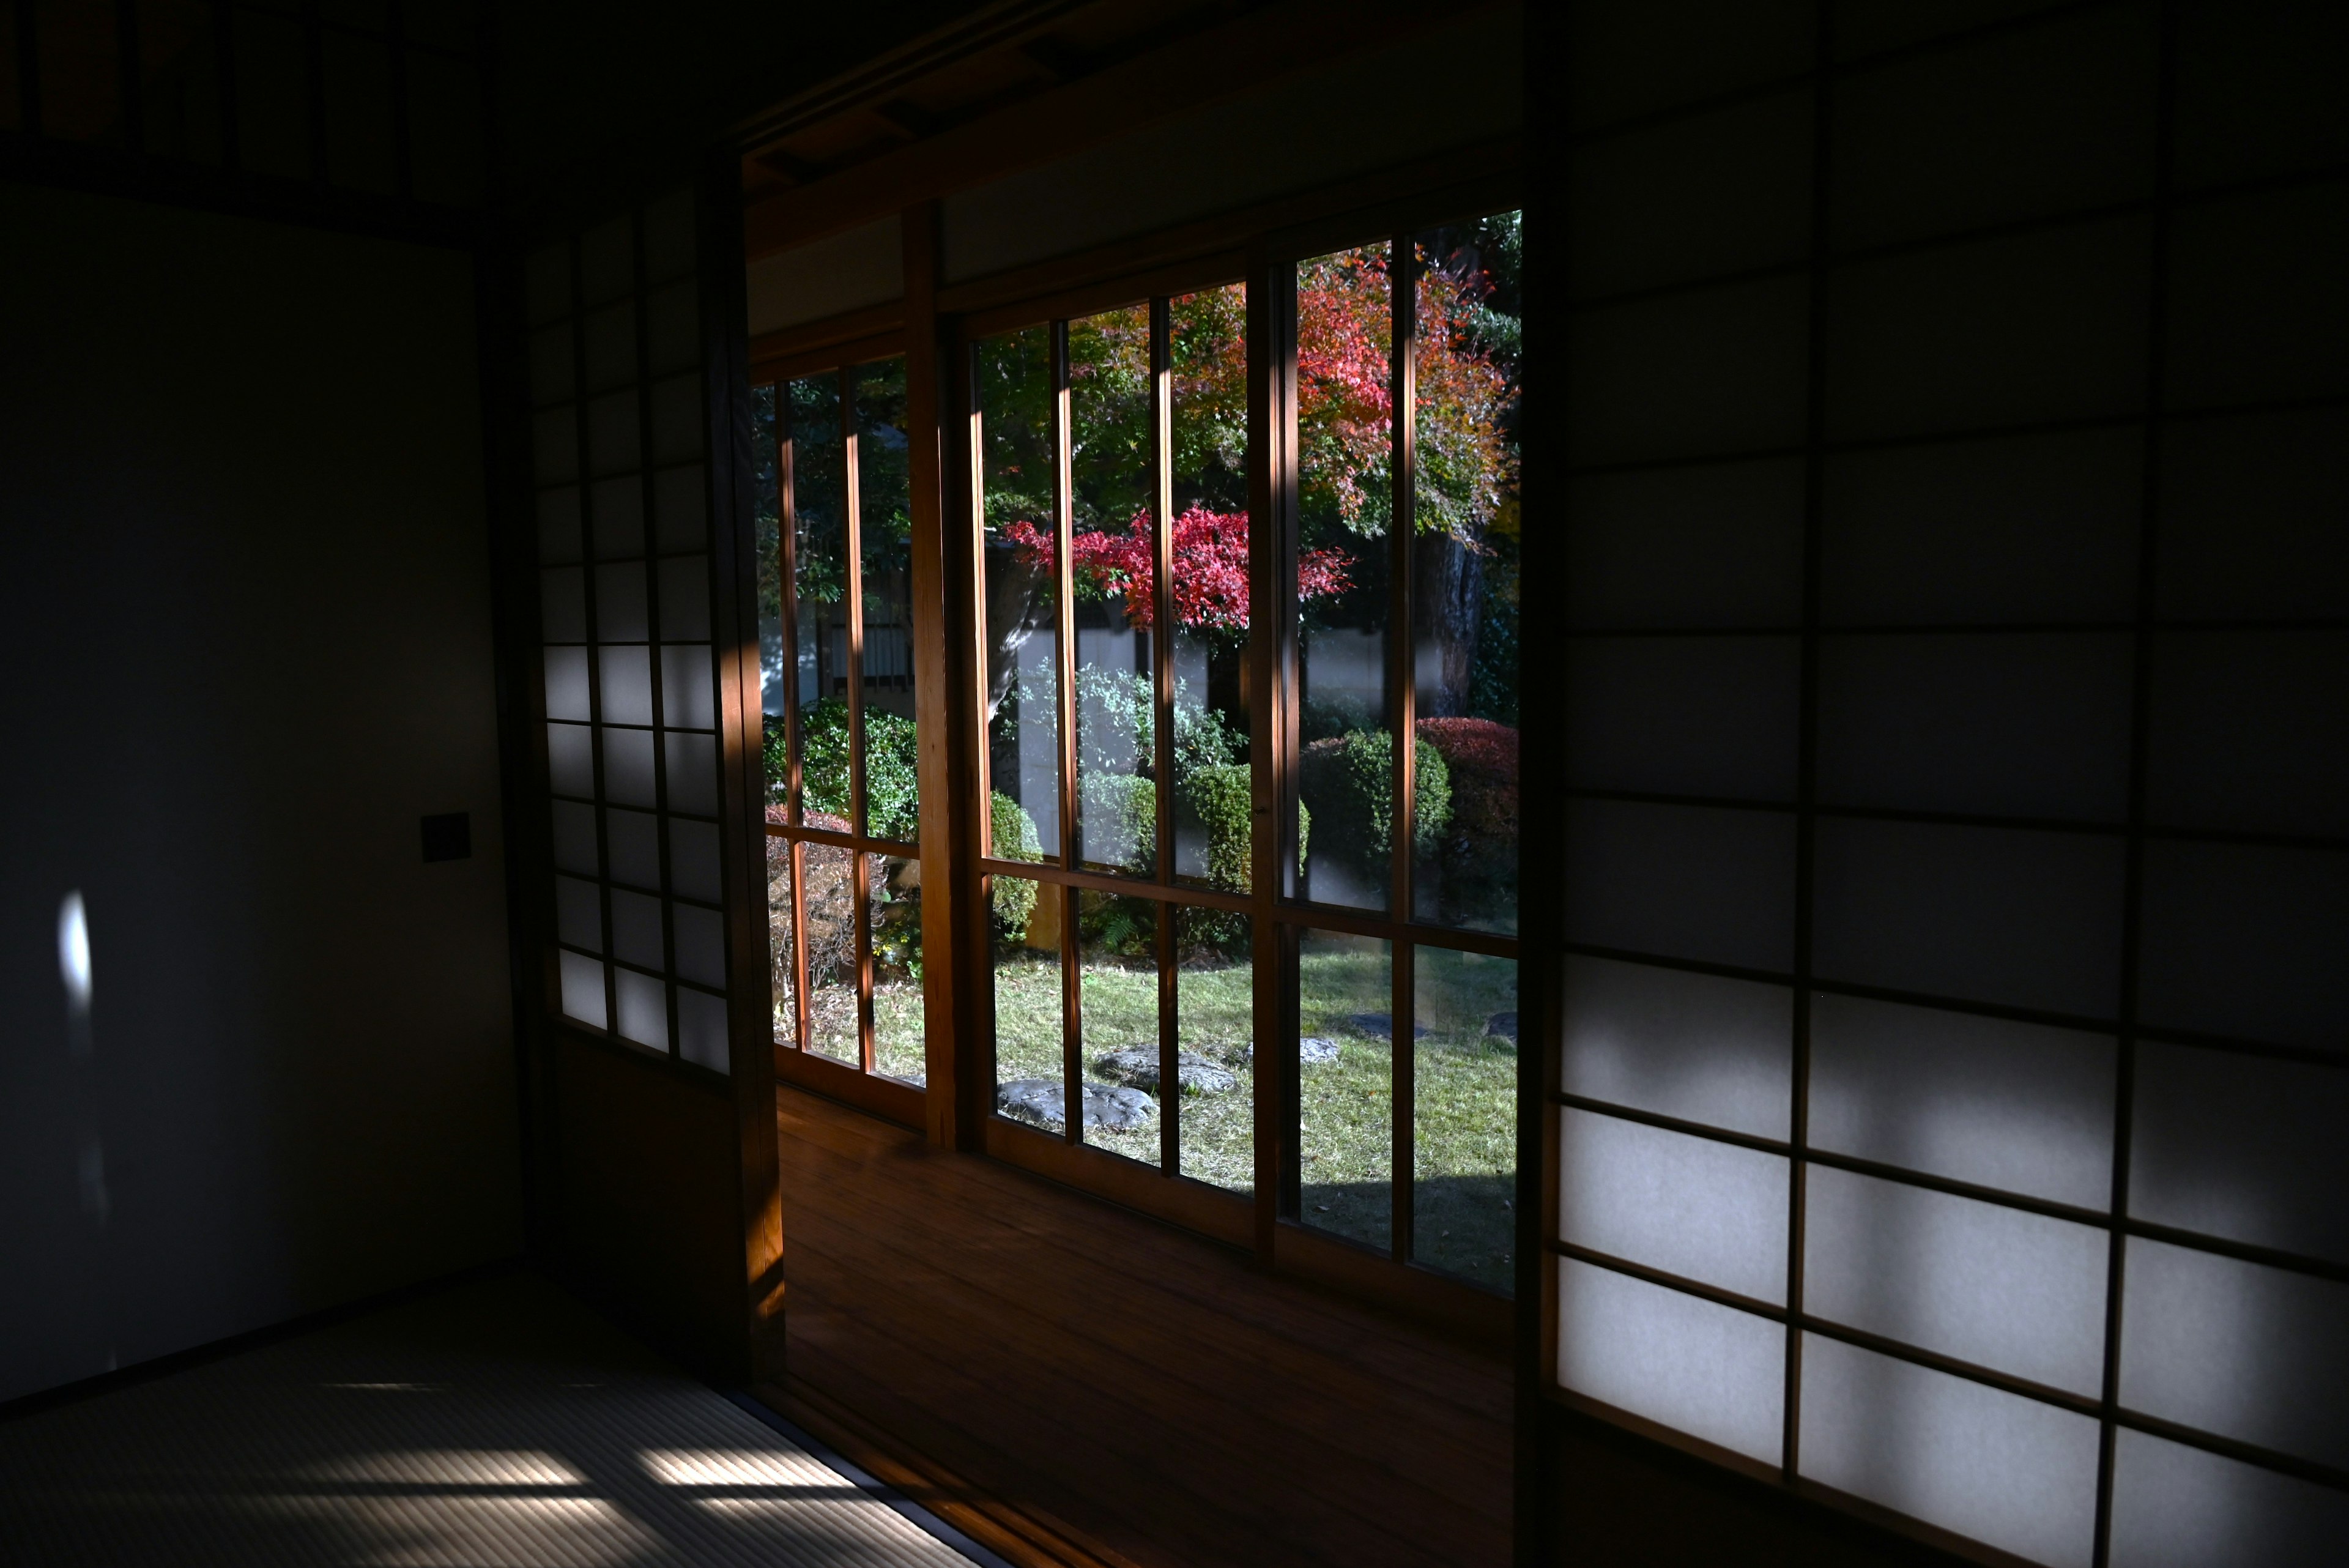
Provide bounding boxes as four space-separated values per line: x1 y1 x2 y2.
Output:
1096 1047 1238 1096
1234 1037 1342 1065
996 1078 1157 1132
1485 1011 1518 1042
1348 1012 1430 1039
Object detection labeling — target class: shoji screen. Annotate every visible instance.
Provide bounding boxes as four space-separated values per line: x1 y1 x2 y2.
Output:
525 193 735 1074
1548 3 2348 1565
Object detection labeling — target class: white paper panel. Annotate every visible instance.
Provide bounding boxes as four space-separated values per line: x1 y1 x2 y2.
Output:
2147 630 2349 839
1824 216 2149 444
593 560 647 642
1808 994 2114 1208
1821 426 2143 628
1563 798 1797 972
590 474 644 558
667 819 722 904
672 903 725 990
2107 1427 2349 1568
1814 632 2135 822
597 645 653 726
1810 817 2126 1018
1564 458 1806 630
1804 1166 2108 1395
1565 274 1810 466
539 566 586 642
676 987 730 1074
546 723 595 798
609 889 664 972
542 647 591 721
553 876 601 953
601 727 656 808
1559 1107 1787 1302
2130 1042 2349 1264
549 799 599 877
536 486 582 564
2120 1238 2349 1468
557 951 605 1030
1559 955 1792 1139
658 555 710 640
661 644 715 729
1556 1258 1783 1466
1565 635 1802 801
1800 1334 2100 1568
2136 841 2349 1053
603 808 660 892
662 732 718 817
614 968 667 1050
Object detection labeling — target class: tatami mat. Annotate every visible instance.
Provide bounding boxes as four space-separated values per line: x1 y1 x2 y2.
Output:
0 1269 988 1567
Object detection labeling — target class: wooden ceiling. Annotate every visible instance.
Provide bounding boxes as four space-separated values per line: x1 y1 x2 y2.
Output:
735 0 1501 261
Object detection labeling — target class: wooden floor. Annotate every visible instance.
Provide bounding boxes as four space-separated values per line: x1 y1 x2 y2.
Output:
766 1085 1513 1568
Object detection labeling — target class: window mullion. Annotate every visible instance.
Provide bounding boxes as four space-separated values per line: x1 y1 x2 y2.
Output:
842 365 874 1074
1151 295 1179 1175
1053 321 1082 1143
1389 232 1419 1262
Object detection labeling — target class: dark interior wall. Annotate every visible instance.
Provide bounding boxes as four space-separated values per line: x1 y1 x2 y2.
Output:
0 179 520 1405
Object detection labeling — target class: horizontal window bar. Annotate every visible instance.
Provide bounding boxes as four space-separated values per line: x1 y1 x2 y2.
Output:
1553 1238 2349 1493
1557 940 2349 1071
773 823 919 855
1560 393 2349 481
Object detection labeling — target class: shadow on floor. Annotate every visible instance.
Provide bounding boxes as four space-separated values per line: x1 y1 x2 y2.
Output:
0 1268 990 1567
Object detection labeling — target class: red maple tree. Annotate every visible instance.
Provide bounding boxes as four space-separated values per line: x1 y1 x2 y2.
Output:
1005 507 1351 633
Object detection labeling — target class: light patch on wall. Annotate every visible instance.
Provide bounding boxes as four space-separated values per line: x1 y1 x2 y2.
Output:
58 890 93 1019
744 215 903 336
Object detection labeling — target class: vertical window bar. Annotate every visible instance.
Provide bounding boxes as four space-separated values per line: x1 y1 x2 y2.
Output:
2095 5 2180 1562
1053 320 1082 1143
1389 234 1418 1260
631 209 681 1058
776 384 813 1053
1786 5 1836 1482
842 365 874 1073
566 236 618 1036
1151 295 1180 1173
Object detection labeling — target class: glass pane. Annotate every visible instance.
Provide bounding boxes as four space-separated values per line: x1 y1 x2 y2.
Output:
789 371 850 827
978 325 1063 864
1167 284 1255 893
1411 213 1522 933
1078 890 1160 1165
1413 946 1518 1293
754 384 785 808
1297 929 1392 1250
855 358 919 843
767 834 798 1050
1176 905 1253 1194
1068 303 1157 875
871 853 925 1085
799 834 859 1066
1295 243 1392 912
992 876 1066 1117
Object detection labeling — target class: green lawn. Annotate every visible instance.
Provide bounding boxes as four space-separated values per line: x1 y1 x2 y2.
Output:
985 938 1518 1293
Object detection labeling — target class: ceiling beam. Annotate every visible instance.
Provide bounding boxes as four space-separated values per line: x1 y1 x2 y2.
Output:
741 0 1513 262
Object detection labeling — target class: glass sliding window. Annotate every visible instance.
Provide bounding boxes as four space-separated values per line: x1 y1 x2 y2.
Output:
1292 242 1393 915
1067 303 1157 877
762 352 929 1093
1275 214 1524 1290
973 294 1263 1215
977 325 1061 868
1167 284 1254 894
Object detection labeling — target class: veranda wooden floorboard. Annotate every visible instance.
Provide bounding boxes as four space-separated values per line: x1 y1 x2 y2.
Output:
772 1085 1512 1568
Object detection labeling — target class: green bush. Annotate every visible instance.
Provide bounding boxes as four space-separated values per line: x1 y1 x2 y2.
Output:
1297 729 1450 888
1079 770 1157 871
990 792 1042 938
776 698 920 841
